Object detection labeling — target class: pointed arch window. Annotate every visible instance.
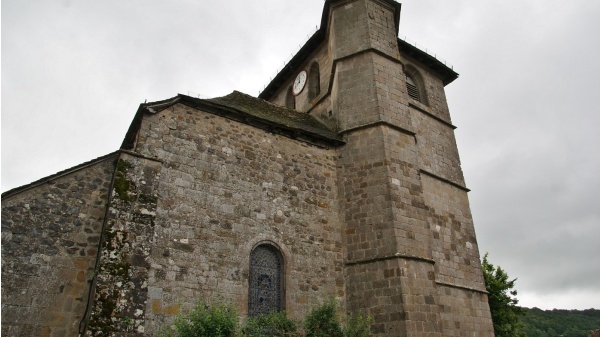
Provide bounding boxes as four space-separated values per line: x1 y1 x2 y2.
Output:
286 86 296 110
249 244 284 317
308 62 321 100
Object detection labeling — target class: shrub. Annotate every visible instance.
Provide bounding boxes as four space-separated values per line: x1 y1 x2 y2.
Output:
159 300 238 337
158 298 374 337
343 312 372 337
304 301 343 337
242 311 298 337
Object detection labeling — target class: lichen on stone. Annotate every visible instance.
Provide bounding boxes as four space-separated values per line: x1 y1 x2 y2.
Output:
113 159 136 202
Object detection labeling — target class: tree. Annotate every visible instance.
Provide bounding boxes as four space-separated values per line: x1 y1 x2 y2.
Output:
482 253 526 337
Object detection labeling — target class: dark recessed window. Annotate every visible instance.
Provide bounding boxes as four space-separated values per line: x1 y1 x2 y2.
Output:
309 62 321 100
248 244 284 317
286 86 295 109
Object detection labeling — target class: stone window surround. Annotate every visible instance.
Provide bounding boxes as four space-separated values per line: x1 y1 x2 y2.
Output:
404 64 429 106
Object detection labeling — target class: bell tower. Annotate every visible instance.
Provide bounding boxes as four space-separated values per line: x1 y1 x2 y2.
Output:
329 0 443 335
259 0 494 335
325 0 494 335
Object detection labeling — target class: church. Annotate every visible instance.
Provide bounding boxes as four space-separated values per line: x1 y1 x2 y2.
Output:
1 0 495 336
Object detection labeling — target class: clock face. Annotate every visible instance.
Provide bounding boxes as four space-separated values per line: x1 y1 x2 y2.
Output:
292 70 307 96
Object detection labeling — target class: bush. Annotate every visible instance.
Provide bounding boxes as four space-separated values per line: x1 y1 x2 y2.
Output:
304 301 343 337
242 311 298 337
158 298 373 337
159 300 238 337
343 312 372 337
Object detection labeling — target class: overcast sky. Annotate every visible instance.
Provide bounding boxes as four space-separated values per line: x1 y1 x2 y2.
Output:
2 0 599 311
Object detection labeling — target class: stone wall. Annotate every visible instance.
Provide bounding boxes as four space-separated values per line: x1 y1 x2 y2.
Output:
337 126 398 263
330 0 400 61
85 153 162 336
437 286 494 337
131 103 344 334
421 174 485 289
1 155 116 337
400 57 452 123
334 51 377 129
346 257 444 335
412 109 465 186
407 58 495 337
269 42 333 116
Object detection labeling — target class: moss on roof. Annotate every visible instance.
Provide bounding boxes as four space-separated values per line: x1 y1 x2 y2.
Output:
202 91 341 142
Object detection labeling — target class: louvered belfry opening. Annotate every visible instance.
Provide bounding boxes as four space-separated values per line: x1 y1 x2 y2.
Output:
406 74 420 101
249 244 283 317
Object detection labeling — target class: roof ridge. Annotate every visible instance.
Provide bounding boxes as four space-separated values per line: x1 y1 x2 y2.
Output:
226 90 327 119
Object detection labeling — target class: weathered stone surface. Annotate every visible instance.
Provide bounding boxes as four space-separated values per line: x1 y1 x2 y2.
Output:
131 104 343 334
84 153 162 336
1 155 116 337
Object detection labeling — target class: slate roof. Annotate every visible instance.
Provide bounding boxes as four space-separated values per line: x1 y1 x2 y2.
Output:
205 91 340 141
121 91 343 151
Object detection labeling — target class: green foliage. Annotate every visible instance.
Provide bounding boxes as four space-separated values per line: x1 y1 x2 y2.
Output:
343 312 372 337
159 300 238 337
304 301 343 337
521 307 600 337
158 299 375 337
242 311 298 337
482 253 525 337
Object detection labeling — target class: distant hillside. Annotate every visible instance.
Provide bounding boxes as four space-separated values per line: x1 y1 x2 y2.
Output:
522 307 600 337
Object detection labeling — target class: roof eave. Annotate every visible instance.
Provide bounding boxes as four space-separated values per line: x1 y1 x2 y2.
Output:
398 38 459 86
258 30 325 100
180 94 344 146
120 96 181 150
121 93 343 152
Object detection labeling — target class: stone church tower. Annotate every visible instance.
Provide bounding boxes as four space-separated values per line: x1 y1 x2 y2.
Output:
2 0 495 336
